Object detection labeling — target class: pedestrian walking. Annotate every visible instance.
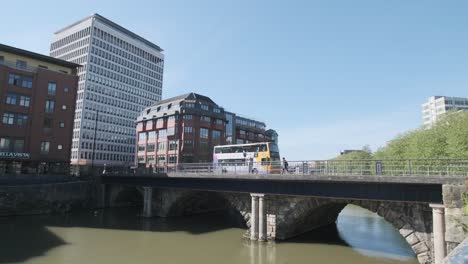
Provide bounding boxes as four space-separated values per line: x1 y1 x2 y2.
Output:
282 157 289 174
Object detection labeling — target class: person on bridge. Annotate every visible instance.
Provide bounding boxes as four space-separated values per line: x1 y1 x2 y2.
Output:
282 157 289 174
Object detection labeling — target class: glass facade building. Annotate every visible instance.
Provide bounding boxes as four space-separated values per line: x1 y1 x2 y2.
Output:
50 14 164 166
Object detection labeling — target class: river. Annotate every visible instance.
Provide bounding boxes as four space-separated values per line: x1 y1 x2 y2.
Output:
0 205 417 264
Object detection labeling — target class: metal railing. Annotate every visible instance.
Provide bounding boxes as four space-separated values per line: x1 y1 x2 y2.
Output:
147 159 468 177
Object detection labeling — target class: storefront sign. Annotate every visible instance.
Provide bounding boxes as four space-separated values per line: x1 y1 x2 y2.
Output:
0 152 31 159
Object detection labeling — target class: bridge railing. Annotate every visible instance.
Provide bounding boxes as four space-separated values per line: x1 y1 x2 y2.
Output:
168 159 468 177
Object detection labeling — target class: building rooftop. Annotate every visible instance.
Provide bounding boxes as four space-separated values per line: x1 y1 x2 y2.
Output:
0 43 81 69
150 92 217 107
54 13 163 52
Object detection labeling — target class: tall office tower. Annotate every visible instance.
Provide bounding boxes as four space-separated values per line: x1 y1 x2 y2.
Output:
422 96 468 127
50 14 164 167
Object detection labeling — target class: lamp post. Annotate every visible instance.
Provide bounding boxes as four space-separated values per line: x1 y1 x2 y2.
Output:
91 110 99 172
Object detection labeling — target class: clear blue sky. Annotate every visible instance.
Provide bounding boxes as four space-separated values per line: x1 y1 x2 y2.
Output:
2 0 468 160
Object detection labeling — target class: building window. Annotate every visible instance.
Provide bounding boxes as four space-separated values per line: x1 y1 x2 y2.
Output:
213 108 221 113
185 103 194 108
64 87 69 93
44 118 53 129
184 126 193 133
158 129 167 138
58 145 63 150
168 154 177 164
22 76 32 88
138 145 145 152
13 139 24 152
201 104 209 111
40 141 50 154
157 155 165 164
62 105 67 110
145 120 153 130
167 127 175 136
6 93 17 105
16 60 27 69
157 142 166 151
201 116 211 122
215 119 223 125
147 155 155 164
183 115 193 120
184 140 193 150
169 141 177 151
2 113 15 125
16 114 28 126
8 74 21 86
59 122 65 128
148 131 156 140
212 130 221 139
45 100 55 113
0 138 11 151
147 144 155 152
156 118 163 127
48 82 57 96
139 132 147 141
0 56 4 64
19 95 30 107
200 128 209 139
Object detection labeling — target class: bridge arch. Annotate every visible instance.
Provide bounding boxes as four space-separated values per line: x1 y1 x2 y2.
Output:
108 185 144 208
270 197 433 264
161 190 250 228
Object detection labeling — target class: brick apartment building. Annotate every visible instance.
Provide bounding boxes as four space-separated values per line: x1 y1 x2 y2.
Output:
135 93 276 169
0 43 79 174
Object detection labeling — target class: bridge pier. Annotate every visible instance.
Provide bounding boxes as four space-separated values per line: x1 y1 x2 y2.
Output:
142 187 153 218
250 193 267 241
430 204 446 264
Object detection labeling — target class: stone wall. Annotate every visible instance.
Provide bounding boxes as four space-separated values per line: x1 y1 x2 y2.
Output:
0 181 95 216
442 184 468 253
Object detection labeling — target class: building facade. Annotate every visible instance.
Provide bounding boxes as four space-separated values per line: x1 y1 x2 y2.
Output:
422 96 468 127
50 13 164 167
0 43 79 174
136 93 273 169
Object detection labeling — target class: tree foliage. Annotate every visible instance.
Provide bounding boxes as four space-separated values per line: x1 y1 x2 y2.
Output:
374 111 468 159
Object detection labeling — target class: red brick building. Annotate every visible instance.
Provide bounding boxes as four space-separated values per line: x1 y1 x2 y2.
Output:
135 93 273 169
0 44 79 174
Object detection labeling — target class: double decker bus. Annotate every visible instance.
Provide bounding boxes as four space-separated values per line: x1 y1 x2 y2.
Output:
213 142 281 174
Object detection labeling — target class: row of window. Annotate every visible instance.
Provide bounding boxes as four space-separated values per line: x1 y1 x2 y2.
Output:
85 90 143 113
55 46 88 62
74 130 135 145
0 137 60 154
50 27 91 51
87 82 154 109
50 37 90 58
138 128 222 141
5 93 31 107
88 60 160 93
235 118 266 129
72 151 134 162
2 112 28 126
87 73 161 101
93 27 163 66
138 154 178 164
8 73 33 88
91 40 162 82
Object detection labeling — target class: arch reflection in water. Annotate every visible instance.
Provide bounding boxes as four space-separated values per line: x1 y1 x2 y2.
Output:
337 205 416 261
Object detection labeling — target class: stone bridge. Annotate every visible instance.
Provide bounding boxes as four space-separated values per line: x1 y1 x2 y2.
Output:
100 174 467 264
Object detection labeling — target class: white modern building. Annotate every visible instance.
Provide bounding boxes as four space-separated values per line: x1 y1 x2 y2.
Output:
422 96 468 127
50 14 164 166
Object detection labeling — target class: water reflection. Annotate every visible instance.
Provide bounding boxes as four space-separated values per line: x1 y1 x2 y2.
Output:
0 205 417 264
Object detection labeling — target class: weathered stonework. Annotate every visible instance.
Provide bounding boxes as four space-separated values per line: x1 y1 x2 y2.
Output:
443 184 468 253
0 182 95 216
